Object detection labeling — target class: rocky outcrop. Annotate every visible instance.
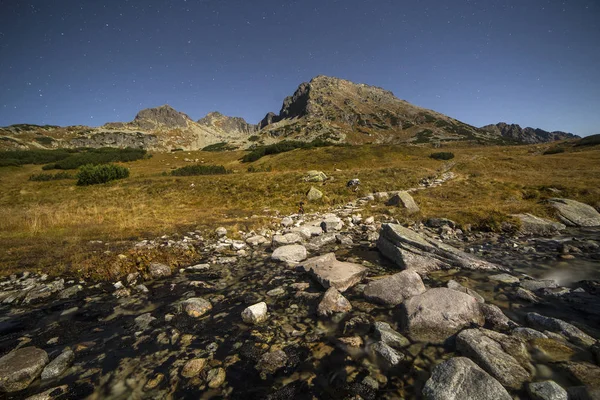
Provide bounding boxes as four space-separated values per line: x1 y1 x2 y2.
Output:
512 213 566 236
133 105 192 130
377 224 506 274
69 131 159 150
481 122 579 144
423 357 512 400
197 112 257 135
546 198 600 227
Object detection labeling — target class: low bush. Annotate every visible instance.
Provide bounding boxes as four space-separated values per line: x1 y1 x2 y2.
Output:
202 142 237 152
171 164 229 176
76 164 130 186
575 134 600 147
543 147 565 155
45 148 147 170
429 152 455 160
241 138 335 163
0 149 74 167
29 172 73 181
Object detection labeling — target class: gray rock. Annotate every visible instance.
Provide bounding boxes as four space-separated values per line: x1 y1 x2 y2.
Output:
386 191 420 213
479 303 516 332
246 235 268 246
526 312 596 347
320 217 343 233
373 322 410 348
256 350 288 378
241 302 268 324
301 253 367 292
425 218 457 229
24 385 68 400
306 233 337 249
280 217 294 227
215 227 227 237
527 381 568 400
41 349 74 380
447 280 485 303
363 270 426 307
134 313 156 331
546 198 600 227
370 341 404 368
512 213 566 236
306 225 324 236
271 244 307 263
515 287 541 303
377 224 505 274
182 298 212 318
512 327 548 340
23 280 64 304
489 273 520 284
307 186 323 201
317 287 352 316
423 357 512 400
456 328 532 389
289 227 312 239
304 170 327 182
520 279 559 291
57 285 83 299
0 347 49 392
272 233 303 247
148 262 171 278
400 288 484 344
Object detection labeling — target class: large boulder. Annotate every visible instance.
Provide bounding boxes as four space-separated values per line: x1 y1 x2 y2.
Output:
512 213 566 236
0 347 49 392
271 245 307 263
386 191 420 213
400 288 484 344
546 198 600 227
422 357 512 400
456 329 532 389
306 186 323 201
301 253 367 292
527 381 568 400
377 224 505 274
363 270 426 307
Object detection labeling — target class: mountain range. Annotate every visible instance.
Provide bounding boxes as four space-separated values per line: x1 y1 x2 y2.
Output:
0 75 579 151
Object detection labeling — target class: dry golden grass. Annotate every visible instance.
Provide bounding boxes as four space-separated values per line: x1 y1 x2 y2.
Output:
0 142 599 279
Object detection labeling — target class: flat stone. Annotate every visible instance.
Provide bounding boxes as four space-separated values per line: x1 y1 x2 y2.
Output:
520 279 559 291
317 287 352 317
423 357 512 400
0 347 49 392
386 191 420 213
271 245 307 263
242 302 268 324
370 341 404 368
301 253 367 292
320 216 343 232
489 273 520 284
373 322 410 349
272 233 303 248
546 198 600 227
246 235 268 246
281 217 294 227
400 288 485 344
512 327 548 340
527 381 568 400
363 270 426 306
512 213 566 236
41 349 74 380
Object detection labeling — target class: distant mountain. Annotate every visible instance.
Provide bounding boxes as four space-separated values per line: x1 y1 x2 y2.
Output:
0 76 582 151
480 122 579 144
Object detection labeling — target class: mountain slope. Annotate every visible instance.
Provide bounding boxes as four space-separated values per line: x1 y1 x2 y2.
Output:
480 122 579 144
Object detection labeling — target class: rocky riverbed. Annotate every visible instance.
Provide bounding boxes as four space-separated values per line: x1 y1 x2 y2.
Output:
1 177 599 399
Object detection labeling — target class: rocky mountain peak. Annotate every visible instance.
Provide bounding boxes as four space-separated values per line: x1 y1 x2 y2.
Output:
197 112 257 135
481 122 579 144
133 105 192 130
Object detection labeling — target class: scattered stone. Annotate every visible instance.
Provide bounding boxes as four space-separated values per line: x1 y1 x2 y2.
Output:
425 218 456 229
272 233 302 247
520 279 559 291
456 328 532 389
215 227 227 237
320 216 343 232
134 313 156 331
422 357 512 400
512 213 566 236
144 373 165 391
256 350 288 378
363 270 426 307
515 287 540 303
386 191 420 213
525 312 596 347
148 262 171 279
527 381 568 400
246 235 268 246
306 233 337 250
271 244 307 263
41 349 74 380
181 358 207 378
370 341 404 368
182 298 212 318
546 198 600 227
207 367 226 388
57 285 83 299
400 288 485 344
280 217 294 227
512 327 548 340
266 287 286 297
24 385 68 400
364 216 375 225
489 273 520 284
0 347 49 392
306 186 323 201
317 287 352 316
301 253 367 292
373 322 410 349
304 170 327 182
242 302 268 324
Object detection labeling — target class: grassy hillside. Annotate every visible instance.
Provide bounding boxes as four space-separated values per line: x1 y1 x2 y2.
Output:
0 141 599 279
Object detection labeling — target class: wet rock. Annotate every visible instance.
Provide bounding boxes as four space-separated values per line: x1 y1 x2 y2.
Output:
134 313 156 331
306 186 323 201
546 198 600 227
256 350 288 378
272 233 302 247
512 213 566 236
338 336 363 348
515 287 541 303
378 224 505 274
317 287 352 316
447 279 485 303
148 262 171 278
0 347 49 392
181 358 207 378
320 215 343 232
363 270 426 307
479 303 516 332
512 327 548 340
182 298 212 318
301 253 367 292
370 341 404 368
386 191 420 213
400 288 484 344
41 349 74 380
246 235 268 246
207 367 226 388
489 273 520 284
530 338 578 362
144 373 165 391
215 227 227 237
456 328 532 389
271 244 307 263
373 322 410 349
527 381 568 400
525 312 596 347
423 357 512 400
520 279 559 291
344 315 373 336
242 302 268 324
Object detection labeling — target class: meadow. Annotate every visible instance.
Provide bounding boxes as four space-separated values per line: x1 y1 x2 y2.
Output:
0 141 599 279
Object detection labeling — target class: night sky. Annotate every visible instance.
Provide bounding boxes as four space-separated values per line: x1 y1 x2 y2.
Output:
0 0 599 135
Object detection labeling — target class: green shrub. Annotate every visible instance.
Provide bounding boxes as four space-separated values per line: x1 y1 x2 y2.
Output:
76 164 130 186
171 164 229 176
543 147 565 155
575 134 600 147
45 148 147 170
430 152 455 160
0 149 74 167
241 138 336 163
248 135 261 142
202 142 237 152
29 172 73 181
34 136 55 146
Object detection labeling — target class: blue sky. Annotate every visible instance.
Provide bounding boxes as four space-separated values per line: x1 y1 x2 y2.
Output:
0 0 599 135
